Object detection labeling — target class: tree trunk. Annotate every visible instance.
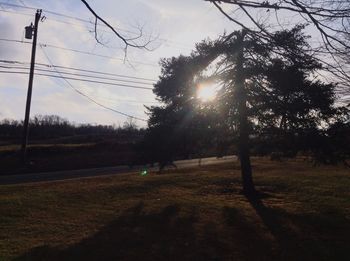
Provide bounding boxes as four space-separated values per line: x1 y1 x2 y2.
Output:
235 31 256 196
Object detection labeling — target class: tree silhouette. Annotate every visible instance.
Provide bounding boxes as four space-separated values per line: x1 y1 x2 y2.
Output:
149 26 343 195
145 50 224 167
207 0 350 103
250 57 338 157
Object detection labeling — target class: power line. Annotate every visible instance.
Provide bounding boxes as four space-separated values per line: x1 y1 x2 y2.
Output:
0 4 131 33
0 2 35 10
96 97 158 105
17 0 27 8
0 66 158 105
39 13 193 51
0 38 159 67
0 66 147 119
0 60 159 104
0 8 32 17
0 59 157 82
39 45 148 122
0 9 192 51
0 70 153 90
38 64 157 82
0 3 193 50
0 65 154 86
0 9 156 121
39 43 159 67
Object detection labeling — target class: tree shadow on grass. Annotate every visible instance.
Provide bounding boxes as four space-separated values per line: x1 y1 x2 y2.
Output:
244 193 350 260
16 202 221 261
15 197 350 260
222 206 277 260
16 202 274 261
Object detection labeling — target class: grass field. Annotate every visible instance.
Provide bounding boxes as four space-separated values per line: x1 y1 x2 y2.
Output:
1 158 350 260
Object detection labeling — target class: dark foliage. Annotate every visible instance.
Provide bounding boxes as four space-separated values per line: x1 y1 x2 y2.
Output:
0 115 147 173
146 25 349 187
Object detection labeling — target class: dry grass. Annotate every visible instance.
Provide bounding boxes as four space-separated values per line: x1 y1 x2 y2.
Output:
0 158 350 260
0 143 96 152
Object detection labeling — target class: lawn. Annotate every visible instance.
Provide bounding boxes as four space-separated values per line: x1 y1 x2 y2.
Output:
0 158 349 260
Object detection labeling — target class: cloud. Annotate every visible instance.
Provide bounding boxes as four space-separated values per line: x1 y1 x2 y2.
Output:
0 0 240 126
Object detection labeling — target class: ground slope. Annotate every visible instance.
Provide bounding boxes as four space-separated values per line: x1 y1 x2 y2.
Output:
0 159 349 260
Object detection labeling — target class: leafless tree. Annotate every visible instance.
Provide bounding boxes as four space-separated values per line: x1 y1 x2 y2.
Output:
206 0 350 102
80 0 154 56
123 116 138 131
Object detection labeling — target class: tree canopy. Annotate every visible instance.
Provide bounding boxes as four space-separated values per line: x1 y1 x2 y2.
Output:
147 26 348 194
206 0 350 102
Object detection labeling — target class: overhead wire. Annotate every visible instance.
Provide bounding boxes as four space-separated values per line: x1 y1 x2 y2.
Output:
0 8 32 17
0 3 165 121
0 64 155 120
39 43 159 67
0 60 159 104
17 0 27 8
0 69 158 105
0 70 153 90
0 38 159 67
0 59 157 82
0 64 154 86
0 2 193 50
39 45 148 122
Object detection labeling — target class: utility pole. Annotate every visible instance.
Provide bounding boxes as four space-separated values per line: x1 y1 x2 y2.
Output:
21 9 42 164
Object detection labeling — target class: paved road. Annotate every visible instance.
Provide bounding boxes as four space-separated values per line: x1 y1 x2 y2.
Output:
0 156 237 185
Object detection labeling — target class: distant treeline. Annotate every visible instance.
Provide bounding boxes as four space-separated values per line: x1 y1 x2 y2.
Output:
0 115 144 142
0 115 151 173
1 112 349 170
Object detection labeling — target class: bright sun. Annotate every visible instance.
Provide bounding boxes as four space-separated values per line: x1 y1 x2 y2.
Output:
197 83 217 102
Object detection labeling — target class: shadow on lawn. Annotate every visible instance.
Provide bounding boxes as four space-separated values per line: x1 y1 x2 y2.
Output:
16 197 350 260
16 203 183 260
16 202 222 261
243 193 350 261
17 201 272 261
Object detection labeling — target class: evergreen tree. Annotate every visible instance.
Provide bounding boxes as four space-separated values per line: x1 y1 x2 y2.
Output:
147 26 341 194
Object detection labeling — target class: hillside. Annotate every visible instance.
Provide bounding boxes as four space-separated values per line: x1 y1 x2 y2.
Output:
1 158 349 260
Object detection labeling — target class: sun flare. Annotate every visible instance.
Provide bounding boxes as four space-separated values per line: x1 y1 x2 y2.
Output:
197 84 218 102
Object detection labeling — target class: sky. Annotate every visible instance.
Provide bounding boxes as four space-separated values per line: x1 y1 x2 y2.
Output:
0 0 242 127
1 0 346 128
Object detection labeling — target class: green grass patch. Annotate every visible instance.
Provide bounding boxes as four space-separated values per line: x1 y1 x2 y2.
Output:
0 159 350 260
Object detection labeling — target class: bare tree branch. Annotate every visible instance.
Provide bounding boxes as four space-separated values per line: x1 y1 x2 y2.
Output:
207 0 350 97
80 0 153 54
